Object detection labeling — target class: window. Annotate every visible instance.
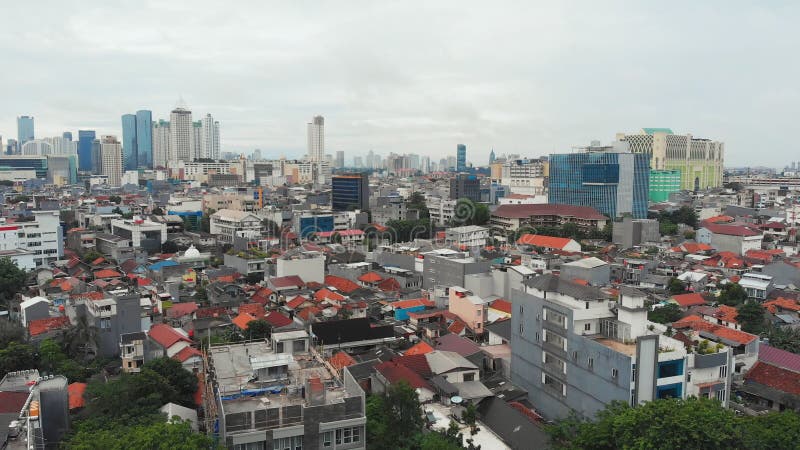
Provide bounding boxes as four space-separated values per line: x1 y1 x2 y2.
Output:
464 373 475 382
632 364 637 382
519 323 524 335
719 365 728 378
335 429 342 445
272 437 301 450
344 427 352 444
572 351 578 361
100 318 111 329
535 332 539 342
611 368 618 378
519 305 524 315
585 302 590 309
716 389 726 402
352 427 361 443
687 371 692 382
588 358 594 369
584 323 591 331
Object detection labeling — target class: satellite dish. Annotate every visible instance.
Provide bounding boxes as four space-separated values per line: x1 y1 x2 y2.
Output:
450 396 463 404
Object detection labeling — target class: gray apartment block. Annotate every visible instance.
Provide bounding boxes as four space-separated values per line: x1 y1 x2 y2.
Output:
78 292 142 358
612 217 660 249
422 254 490 290
560 257 610 286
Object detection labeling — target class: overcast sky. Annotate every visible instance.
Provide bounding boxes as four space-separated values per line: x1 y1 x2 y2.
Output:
1 1 798 167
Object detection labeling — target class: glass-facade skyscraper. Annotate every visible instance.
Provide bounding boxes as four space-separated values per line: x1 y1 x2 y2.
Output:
17 116 34 148
548 145 649 219
121 114 138 171
331 173 369 211
136 110 153 168
77 130 96 171
456 144 466 171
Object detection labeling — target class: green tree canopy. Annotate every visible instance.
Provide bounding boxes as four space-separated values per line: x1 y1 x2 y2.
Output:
245 320 272 341
0 257 28 302
764 325 800 353
367 381 426 450
737 301 766 334
718 282 748 306
0 341 37 378
142 357 197 407
667 277 685 294
648 303 683 324
65 418 215 450
109 195 122 204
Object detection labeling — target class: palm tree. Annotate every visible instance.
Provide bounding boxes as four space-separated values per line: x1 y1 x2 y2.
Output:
62 314 100 361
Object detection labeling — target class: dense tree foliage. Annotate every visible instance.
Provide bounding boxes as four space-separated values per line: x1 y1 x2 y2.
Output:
142 357 198 407
717 282 748 306
656 206 698 235
0 341 37 378
764 326 800 353
0 257 28 303
109 195 122 204
407 192 430 219
737 301 766 334
385 219 433 243
81 250 103 263
547 397 800 450
65 417 214 450
667 277 686 294
244 319 272 340
648 303 683 324
449 199 489 227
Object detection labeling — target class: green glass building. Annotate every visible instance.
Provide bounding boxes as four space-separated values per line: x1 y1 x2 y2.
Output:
649 169 681 202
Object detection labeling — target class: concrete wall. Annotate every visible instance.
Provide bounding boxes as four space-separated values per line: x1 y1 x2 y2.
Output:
276 256 325 284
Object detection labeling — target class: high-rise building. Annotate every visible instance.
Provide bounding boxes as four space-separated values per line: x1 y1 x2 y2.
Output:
91 139 102 175
121 114 138 171
649 169 682 202
17 116 34 148
152 120 170 168
332 173 369 211
366 150 374 169
100 135 123 186
335 151 345 169
548 142 649 219
47 155 78 185
200 113 220 160
77 130 95 171
21 140 53 156
62 131 72 141
353 156 363 168
307 115 324 161
449 173 481 202
192 121 202 160
169 107 193 162
136 110 153 168
421 156 430 174
456 144 467 171
616 128 724 191
489 147 496 164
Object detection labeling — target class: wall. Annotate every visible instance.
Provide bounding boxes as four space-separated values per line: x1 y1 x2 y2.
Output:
276 256 325 284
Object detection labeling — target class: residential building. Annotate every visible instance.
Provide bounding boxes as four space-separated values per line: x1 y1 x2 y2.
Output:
169 107 193 163
332 173 369 211
110 218 167 253
99 135 123 186
738 273 774 300
511 279 731 420
612 216 660 249
77 130 95 171
617 128 724 190
549 142 650 219
517 234 581 252
649 169 682 202
501 158 547 195
210 209 262 243
444 225 489 248
560 257 610 285
152 119 170 168
0 210 64 267
448 287 488 334
21 139 53 156
276 251 325 284
421 249 491 292
47 154 78 185
456 144 466 171
335 150 344 169
71 292 142 358
449 173 481 203
200 113 220 160
696 222 763 255
490 203 608 234
192 121 202 160
307 115 325 161
17 115 34 146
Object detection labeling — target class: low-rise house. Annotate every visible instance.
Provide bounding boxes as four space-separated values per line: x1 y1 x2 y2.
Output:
448 287 488 335
669 293 708 310
560 257 610 286
517 234 581 253
739 273 774 300
740 344 800 413
148 323 193 358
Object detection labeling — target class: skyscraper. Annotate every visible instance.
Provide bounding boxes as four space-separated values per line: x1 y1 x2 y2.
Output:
332 173 369 211
17 116 34 148
77 130 96 171
456 144 467 171
121 114 138 171
335 151 345 169
152 120 170 168
548 142 649 219
489 147 496 164
136 110 153 168
169 107 193 162
200 113 220 160
192 121 202 160
307 116 324 161
100 135 123 186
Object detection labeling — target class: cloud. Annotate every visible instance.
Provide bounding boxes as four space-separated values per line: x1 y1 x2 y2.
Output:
0 0 798 166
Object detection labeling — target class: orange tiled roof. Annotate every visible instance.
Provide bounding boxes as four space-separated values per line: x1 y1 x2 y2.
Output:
489 299 512 314
28 316 70 336
232 313 258 330
324 275 359 294
764 297 800 314
314 288 345 302
670 293 707 307
238 303 266 318
358 271 383 283
68 382 87 409
405 341 434 356
329 351 357 371
517 234 575 250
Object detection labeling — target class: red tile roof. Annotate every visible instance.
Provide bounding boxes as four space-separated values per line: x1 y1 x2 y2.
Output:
378 277 401 292
670 293 707 308
392 354 433 378
745 361 800 396
673 316 757 346
329 351 357 371
297 306 321 321
264 311 293 328
166 302 198 319
764 297 800 314
493 203 607 220
489 299 512 314
317 229 364 237
286 295 310 310
324 275 359 294
93 269 122 279
0 391 30 414
314 288 345 302
405 341 434 356
758 344 800 373
68 382 87 410
28 316 70 336
448 320 467 335
232 313 258 330
238 303 266 318
269 275 305 289
375 361 431 390
70 291 105 301
517 234 576 250
172 346 203 363
702 222 761 237
90 256 106 266
390 298 435 310
195 306 228 319
713 305 739 324
358 271 383 283
148 324 192 348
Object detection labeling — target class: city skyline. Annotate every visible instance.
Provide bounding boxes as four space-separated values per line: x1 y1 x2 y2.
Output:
1 2 799 166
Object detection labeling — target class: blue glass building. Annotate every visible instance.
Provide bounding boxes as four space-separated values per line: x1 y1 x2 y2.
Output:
548 149 649 219
331 173 369 211
77 130 96 171
136 110 153 168
121 114 138 171
0 156 48 178
456 144 466 172
17 116 34 147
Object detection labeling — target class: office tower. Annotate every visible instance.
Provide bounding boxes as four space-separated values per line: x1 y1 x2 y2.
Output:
366 150 374 169
332 173 369 211
17 116 34 147
252 149 262 160
77 130 96 171
6 139 17 155
335 151 345 169
21 140 52 156
616 128 724 190
449 173 481 202
353 156 363 168
121 114 138 170
421 156 430 174
191 121 202 160
63 131 72 141
200 113 220 160
307 115 324 161
100 135 123 186
152 120 170 168
169 107 193 162
456 144 467 171
649 169 682 202
91 139 102 175
489 147 496 164
47 155 78 185
136 110 153 168
373 154 382 169
408 153 420 171
548 142 649 219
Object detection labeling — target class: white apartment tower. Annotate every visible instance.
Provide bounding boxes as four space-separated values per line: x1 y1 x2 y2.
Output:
169 107 193 162
152 120 170 168
307 115 324 161
192 121 202 160
201 114 220 160
100 135 123 186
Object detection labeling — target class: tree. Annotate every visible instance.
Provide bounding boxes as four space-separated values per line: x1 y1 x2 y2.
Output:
62 314 100 361
367 381 425 450
38 338 65 373
667 277 685 294
82 250 103 263
0 257 28 303
407 192 430 219
142 357 197 407
195 285 208 304
764 326 800 353
461 403 478 434
244 272 263 285
737 301 765 334
65 419 215 450
201 208 215 233
109 195 122 204
0 341 37 378
648 303 683 324
112 206 124 216
739 411 800 450
0 318 25 347
718 283 748 306
161 240 179 254
245 320 272 341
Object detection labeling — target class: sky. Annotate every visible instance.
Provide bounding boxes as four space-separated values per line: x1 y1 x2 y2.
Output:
0 1 798 167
